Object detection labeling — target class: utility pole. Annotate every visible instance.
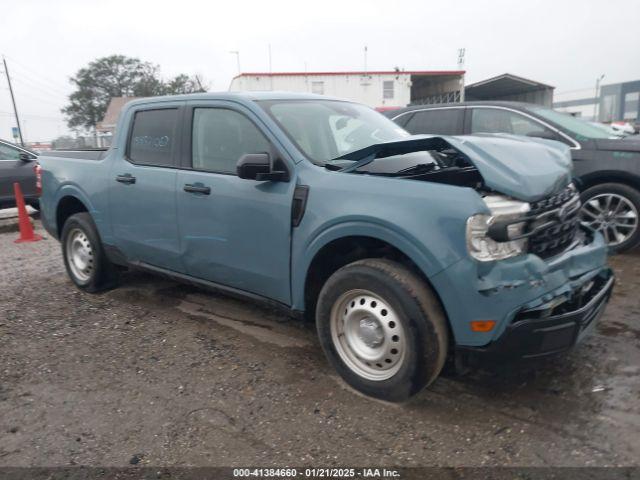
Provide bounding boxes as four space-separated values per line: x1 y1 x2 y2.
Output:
268 44 273 90
457 48 466 102
364 46 368 75
457 48 466 70
195 74 205 92
2 56 25 146
229 51 241 75
594 74 605 122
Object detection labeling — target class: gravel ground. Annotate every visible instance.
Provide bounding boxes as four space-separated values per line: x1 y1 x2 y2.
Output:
0 222 639 467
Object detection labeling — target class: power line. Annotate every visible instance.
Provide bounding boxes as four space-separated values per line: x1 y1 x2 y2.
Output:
1 53 71 93
8 72 69 100
10 79 68 105
0 111 65 122
8 85 66 109
0 109 64 119
9 67 70 96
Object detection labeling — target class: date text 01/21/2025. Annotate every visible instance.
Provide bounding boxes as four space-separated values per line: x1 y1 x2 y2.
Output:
232 468 401 478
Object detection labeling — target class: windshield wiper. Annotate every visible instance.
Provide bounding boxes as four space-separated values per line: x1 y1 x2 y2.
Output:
394 163 437 175
337 152 377 172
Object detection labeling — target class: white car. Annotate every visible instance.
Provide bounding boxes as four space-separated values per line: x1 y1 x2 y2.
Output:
610 121 637 135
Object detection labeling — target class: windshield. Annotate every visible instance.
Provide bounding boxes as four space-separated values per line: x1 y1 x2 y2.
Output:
259 100 410 163
528 106 614 140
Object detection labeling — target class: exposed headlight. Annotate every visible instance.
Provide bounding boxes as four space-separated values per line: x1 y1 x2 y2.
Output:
466 195 530 261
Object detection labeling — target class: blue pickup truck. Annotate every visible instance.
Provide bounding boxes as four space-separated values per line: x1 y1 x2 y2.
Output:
38 92 613 401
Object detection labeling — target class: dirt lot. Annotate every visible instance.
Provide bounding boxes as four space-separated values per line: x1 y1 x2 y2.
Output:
1 222 639 467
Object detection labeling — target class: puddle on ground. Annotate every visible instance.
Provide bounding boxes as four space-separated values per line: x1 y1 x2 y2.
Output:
177 298 311 349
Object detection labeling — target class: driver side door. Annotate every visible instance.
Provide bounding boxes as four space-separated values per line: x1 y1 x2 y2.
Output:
176 101 296 305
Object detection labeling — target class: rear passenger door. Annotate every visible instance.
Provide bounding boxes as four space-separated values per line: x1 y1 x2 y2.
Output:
176 101 295 305
401 108 465 135
108 103 185 272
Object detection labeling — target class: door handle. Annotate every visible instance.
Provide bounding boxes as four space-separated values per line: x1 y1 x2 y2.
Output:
116 174 136 184
183 183 211 195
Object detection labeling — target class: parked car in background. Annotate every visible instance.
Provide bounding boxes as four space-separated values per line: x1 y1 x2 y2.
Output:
385 102 640 252
37 93 613 401
588 121 627 139
610 121 637 136
0 139 39 210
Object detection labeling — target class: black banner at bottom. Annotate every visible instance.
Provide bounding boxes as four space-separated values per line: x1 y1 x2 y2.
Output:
0 467 637 480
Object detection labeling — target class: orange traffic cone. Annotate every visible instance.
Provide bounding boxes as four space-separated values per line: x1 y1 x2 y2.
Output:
13 182 42 243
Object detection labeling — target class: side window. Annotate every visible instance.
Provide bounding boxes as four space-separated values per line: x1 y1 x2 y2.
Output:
192 108 271 174
403 109 463 135
0 143 21 160
391 112 414 128
471 108 551 137
383 81 394 100
128 109 178 166
311 81 325 95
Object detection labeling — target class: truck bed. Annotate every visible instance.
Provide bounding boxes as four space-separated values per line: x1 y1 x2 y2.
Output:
44 149 109 160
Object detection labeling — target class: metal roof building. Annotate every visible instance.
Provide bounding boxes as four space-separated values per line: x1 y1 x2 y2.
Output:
464 73 555 107
229 70 466 109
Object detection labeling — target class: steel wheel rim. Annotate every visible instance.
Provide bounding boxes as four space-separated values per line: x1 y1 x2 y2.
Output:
580 193 639 246
66 228 94 282
330 289 406 381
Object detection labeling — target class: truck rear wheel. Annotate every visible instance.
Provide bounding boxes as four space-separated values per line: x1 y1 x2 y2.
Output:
61 212 117 293
316 258 449 402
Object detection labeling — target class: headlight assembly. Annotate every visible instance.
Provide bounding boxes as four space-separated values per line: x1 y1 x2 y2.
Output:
466 195 530 261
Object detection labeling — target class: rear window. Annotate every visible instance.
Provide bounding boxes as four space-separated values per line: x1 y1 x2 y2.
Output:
403 109 463 135
0 143 21 160
128 108 178 166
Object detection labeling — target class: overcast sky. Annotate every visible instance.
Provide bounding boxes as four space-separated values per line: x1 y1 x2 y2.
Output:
1 0 638 142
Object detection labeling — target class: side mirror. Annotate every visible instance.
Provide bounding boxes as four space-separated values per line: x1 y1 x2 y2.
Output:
19 152 35 162
236 153 289 182
527 130 558 141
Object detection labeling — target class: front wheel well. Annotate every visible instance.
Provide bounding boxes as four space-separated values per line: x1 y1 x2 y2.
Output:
578 172 640 193
56 196 88 235
303 236 448 326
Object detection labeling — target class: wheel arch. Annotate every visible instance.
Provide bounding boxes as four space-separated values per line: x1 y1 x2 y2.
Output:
296 231 454 341
56 194 89 236
578 170 640 192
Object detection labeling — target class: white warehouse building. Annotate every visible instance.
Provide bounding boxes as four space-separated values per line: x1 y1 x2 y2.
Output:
229 70 465 109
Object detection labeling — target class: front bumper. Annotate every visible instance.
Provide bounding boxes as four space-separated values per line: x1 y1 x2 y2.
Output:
457 267 614 359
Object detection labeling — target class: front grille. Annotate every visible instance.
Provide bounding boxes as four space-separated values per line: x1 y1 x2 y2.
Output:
526 184 581 259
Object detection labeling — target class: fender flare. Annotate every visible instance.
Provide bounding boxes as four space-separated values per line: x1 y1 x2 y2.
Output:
291 220 460 310
55 183 95 212
53 183 108 237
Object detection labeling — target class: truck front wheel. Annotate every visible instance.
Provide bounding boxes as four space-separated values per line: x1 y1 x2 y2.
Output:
316 258 449 402
61 212 117 293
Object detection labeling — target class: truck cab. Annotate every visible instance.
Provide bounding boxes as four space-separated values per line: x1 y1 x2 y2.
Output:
39 92 613 401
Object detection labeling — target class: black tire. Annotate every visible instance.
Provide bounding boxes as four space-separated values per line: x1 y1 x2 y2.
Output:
316 258 449 402
580 183 640 253
61 212 117 292
28 200 40 211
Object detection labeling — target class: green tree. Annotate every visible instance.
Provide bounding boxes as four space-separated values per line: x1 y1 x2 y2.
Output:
62 55 206 131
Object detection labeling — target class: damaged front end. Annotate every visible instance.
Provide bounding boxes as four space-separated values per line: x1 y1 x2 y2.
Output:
330 134 613 359
326 133 572 199
330 133 583 263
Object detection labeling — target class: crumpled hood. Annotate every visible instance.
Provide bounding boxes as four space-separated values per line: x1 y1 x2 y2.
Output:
338 133 572 202
445 134 572 201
